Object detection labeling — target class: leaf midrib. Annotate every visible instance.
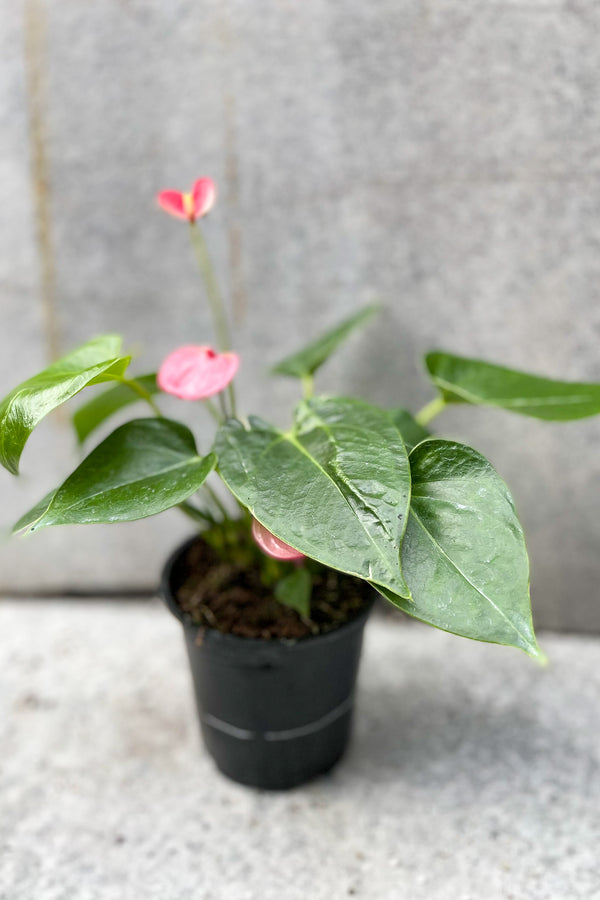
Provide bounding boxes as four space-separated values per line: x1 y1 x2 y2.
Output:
45 454 206 517
410 506 535 652
299 410 407 545
237 418 410 596
1 360 127 435
433 375 597 408
285 420 411 596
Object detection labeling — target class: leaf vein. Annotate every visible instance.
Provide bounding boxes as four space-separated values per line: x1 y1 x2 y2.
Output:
46 456 206 516
410 507 534 651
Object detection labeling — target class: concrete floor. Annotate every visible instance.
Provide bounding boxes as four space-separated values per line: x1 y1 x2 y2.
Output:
1 600 599 900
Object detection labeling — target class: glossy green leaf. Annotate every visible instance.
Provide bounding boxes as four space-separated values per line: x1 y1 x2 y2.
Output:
426 351 600 421
215 396 412 598
12 489 58 534
72 373 159 443
14 418 216 532
271 304 379 379
275 567 312 618
389 408 431 452
0 335 131 474
377 439 544 659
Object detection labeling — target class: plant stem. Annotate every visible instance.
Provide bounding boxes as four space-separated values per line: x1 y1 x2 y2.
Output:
189 222 237 418
189 223 231 350
227 382 237 421
218 390 228 421
121 377 162 417
178 500 215 525
203 397 223 424
415 395 447 427
302 374 314 400
203 482 230 521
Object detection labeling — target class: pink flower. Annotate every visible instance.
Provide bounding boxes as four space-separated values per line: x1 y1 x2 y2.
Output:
157 178 216 223
251 519 306 562
158 345 238 400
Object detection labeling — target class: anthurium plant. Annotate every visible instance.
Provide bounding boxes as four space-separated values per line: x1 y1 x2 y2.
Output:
3 177 600 661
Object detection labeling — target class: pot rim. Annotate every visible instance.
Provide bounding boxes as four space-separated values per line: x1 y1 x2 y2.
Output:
160 533 375 653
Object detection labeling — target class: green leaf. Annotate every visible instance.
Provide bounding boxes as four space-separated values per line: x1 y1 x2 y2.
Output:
377 439 544 659
216 396 412 598
389 408 431 452
72 373 159 443
275 567 312 618
12 489 58 534
271 304 379 379
14 418 216 532
0 335 131 474
426 351 600 421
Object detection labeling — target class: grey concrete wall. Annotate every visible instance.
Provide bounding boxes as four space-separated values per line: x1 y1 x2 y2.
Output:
1 0 599 631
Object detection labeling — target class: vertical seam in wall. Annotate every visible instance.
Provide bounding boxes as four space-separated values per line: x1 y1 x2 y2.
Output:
23 0 61 365
219 4 246 328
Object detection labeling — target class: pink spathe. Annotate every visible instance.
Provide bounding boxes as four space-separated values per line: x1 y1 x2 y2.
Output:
158 345 238 399
157 178 217 222
251 519 306 561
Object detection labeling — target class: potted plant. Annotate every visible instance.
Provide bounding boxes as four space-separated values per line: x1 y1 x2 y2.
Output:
2 177 600 789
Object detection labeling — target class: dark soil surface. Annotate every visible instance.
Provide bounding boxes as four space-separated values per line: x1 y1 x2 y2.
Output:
174 537 375 640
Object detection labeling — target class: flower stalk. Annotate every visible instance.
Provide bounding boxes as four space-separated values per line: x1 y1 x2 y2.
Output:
189 224 237 418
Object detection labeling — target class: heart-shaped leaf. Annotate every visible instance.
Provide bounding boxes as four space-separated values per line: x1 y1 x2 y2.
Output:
426 351 600 421
216 397 412 598
0 335 131 474
377 439 544 659
389 408 431 452
15 418 216 532
72 373 159 443
271 305 378 380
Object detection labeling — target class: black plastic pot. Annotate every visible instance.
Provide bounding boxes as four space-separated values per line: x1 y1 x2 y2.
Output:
161 537 373 790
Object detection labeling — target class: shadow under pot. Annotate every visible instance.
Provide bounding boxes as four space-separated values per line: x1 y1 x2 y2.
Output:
161 537 374 791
